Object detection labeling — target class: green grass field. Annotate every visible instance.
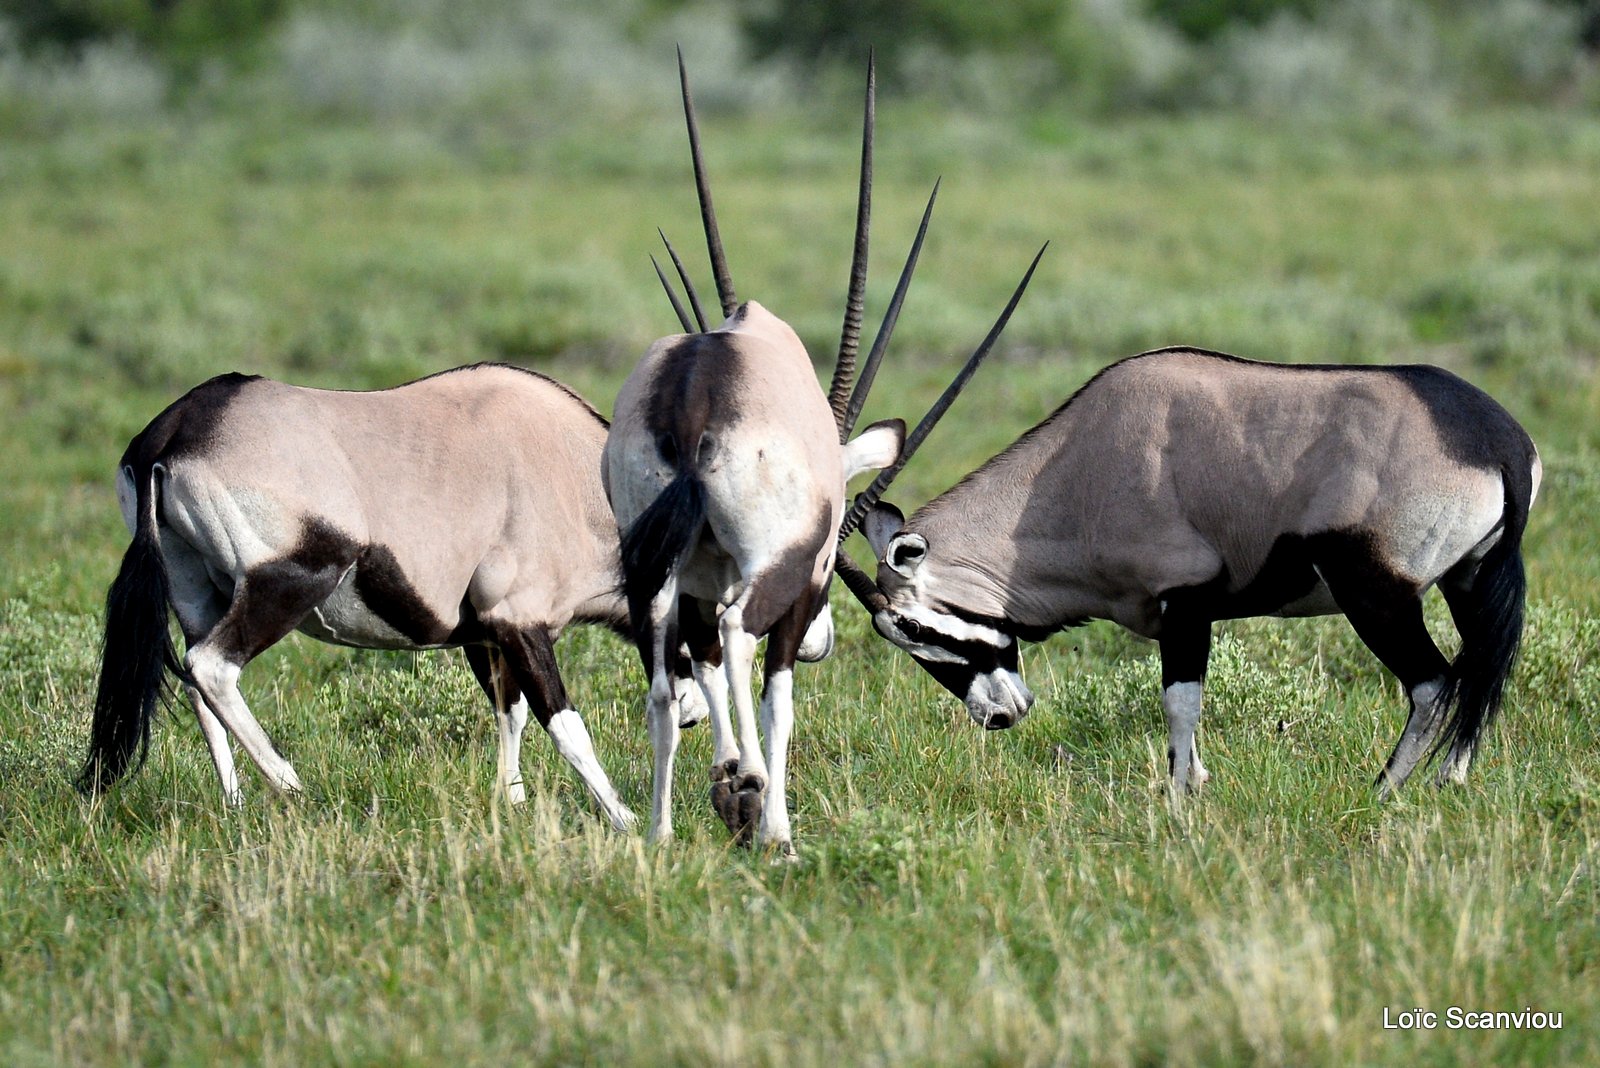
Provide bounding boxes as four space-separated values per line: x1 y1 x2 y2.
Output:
2 81 1599 1065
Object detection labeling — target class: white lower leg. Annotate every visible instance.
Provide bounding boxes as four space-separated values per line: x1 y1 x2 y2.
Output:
546 708 637 831
1163 681 1205 794
1441 739 1475 785
497 691 529 806
719 606 767 789
1189 731 1210 787
758 668 795 851
645 585 680 844
646 671 679 843
187 685 240 807
695 658 738 768
187 649 302 794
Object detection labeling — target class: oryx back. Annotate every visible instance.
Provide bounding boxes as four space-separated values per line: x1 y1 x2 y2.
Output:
130 363 619 649
904 349 1538 638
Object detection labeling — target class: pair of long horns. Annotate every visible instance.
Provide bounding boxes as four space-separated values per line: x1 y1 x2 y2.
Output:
654 50 1044 615
656 48 922 444
832 245 1046 614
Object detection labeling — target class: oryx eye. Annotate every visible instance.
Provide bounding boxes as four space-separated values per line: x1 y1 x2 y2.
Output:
899 616 924 641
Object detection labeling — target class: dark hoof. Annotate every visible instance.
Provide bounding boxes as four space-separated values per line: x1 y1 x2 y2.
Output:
709 762 764 846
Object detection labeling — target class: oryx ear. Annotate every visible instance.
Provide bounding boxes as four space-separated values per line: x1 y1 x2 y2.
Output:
863 502 906 559
884 531 928 578
841 418 905 481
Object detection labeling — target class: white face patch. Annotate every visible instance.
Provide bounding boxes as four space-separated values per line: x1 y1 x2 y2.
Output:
896 603 1013 649
874 611 970 663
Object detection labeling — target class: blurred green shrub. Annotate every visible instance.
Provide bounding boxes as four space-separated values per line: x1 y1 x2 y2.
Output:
739 0 1058 80
7 0 287 81
1145 0 1317 42
737 0 1596 115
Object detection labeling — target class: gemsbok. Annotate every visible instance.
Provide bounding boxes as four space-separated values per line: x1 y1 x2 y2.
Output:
606 52 1043 852
835 347 1540 798
79 363 650 829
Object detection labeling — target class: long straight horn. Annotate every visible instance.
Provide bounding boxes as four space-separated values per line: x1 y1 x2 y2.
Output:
840 178 940 439
677 47 737 318
826 51 876 435
659 229 707 331
651 255 695 333
840 242 1048 541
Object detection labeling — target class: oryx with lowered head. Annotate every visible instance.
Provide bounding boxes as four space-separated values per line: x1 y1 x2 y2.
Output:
80 363 651 829
838 347 1540 798
605 53 1043 852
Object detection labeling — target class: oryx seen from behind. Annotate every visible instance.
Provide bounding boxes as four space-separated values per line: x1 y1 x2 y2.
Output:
80 364 641 829
839 348 1540 798
605 53 1041 852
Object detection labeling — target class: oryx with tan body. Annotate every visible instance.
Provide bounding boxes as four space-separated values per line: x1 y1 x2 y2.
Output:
80 363 646 828
841 347 1540 797
606 53 1041 852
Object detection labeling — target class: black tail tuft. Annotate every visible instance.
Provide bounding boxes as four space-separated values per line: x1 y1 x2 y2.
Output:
620 473 707 667
1432 463 1533 774
77 470 181 795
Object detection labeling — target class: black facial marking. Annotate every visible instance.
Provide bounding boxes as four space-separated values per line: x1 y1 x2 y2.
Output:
908 653 978 702
942 603 1066 644
891 611 1024 673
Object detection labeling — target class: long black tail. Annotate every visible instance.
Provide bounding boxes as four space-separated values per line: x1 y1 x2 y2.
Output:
77 466 183 794
1433 462 1534 772
619 473 707 671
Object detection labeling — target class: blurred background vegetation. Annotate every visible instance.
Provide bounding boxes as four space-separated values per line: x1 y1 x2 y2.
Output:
2 0 1598 127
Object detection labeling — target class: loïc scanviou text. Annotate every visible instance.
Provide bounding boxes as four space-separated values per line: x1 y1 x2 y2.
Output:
1384 1007 1564 1030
